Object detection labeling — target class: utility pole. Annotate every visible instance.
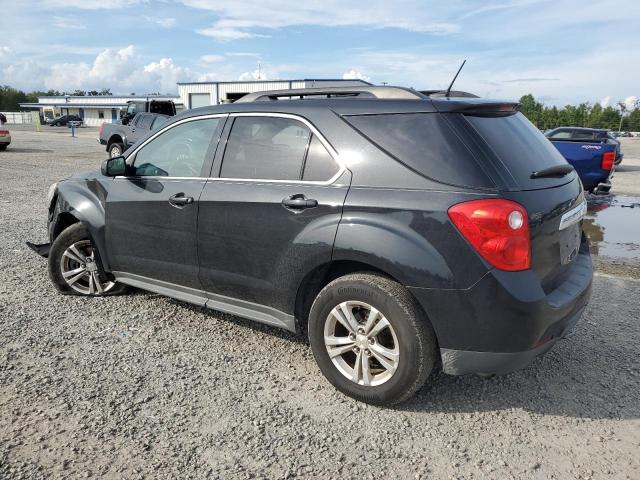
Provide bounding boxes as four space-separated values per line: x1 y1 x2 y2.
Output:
618 101 627 133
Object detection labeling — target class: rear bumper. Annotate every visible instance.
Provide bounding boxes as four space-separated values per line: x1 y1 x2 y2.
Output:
440 306 584 375
594 181 611 195
409 245 593 375
581 171 613 192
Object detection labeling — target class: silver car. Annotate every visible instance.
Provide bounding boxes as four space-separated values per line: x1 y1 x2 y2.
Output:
0 128 11 151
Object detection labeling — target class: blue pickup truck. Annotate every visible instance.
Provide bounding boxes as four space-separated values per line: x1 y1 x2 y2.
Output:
545 127 618 194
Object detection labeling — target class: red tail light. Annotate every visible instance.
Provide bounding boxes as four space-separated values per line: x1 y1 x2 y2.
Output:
99 123 104 136
448 199 530 271
601 151 615 171
0 130 9 135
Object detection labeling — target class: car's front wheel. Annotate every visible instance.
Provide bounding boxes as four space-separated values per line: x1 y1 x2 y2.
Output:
48 223 125 296
308 273 437 406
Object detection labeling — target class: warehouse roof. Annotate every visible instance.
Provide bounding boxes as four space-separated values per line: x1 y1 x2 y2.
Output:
19 101 184 108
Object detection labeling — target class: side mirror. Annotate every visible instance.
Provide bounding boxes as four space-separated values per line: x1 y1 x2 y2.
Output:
101 156 127 177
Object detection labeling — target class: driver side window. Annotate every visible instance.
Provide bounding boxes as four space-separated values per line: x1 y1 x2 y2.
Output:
132 118 220 177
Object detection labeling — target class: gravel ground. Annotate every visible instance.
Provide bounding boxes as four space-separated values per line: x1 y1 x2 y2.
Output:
1 128 639 479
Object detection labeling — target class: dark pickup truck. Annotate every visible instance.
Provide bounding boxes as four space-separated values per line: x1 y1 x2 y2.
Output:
99 112 169 158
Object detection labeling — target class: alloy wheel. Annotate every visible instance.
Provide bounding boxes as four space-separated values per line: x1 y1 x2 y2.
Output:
324 301 400 386
60 240 115 295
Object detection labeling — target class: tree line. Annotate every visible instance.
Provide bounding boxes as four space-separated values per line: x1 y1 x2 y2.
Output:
0 86 113 111
519 94 640 132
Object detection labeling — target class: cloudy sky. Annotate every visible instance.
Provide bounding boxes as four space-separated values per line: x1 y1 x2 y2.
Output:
1 0 638 106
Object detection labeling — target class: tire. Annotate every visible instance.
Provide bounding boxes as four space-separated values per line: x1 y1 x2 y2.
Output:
0 145 7 151
308 273 437 406
108 142 124 158
48 223 126 296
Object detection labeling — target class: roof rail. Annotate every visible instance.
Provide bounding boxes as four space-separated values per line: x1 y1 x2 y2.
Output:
235 86 427 103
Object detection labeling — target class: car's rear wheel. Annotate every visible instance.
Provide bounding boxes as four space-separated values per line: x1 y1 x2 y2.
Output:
108 142 124 158
308 273 437 405
48 223 126 296
0 145 7 151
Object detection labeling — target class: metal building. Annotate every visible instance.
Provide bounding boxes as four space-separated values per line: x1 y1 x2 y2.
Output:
178 79 372 109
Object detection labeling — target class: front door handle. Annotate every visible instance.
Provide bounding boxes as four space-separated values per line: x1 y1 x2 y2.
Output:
169 192 194 207
282 194 318 211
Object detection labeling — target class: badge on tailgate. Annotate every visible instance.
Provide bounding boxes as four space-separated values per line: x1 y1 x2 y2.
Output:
559 201 587 231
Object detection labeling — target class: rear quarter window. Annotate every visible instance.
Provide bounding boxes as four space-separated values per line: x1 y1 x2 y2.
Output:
344 113 494 188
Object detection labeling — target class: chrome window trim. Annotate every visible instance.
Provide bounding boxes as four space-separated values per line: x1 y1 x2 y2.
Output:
559 201 587 231
216 112 345 186
118 111 347 186
124 113 229 167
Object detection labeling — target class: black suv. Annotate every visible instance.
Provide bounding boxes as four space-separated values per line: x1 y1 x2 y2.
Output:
48 114 83 127
32 86 593 405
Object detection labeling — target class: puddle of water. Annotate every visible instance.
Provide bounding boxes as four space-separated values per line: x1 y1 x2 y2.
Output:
584 194 640 260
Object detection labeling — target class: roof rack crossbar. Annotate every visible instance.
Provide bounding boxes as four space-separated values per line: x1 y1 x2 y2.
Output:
235 86 427 103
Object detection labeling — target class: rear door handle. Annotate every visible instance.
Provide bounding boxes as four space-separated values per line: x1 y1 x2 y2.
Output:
282 194 318 211
169 192 194 207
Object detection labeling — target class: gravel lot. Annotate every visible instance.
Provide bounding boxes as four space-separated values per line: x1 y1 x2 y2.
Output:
1 127 639 479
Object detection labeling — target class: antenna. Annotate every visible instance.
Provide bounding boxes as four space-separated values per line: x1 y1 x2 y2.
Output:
445 59 466 97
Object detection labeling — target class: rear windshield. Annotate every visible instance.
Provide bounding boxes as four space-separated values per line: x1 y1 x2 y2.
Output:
465 112 570 188
345 113 494 188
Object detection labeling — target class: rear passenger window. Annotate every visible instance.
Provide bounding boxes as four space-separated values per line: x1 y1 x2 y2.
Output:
345 113 494 188
572 131 595 140
302 135 339 181
221 117 311 180
549 130 572 139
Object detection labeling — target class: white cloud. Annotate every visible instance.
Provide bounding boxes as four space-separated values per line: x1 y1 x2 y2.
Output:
143 58 193 92
3 45 193 94
200 54 225 63
600 96 611 108
52 16 86 29
89 45 137 83
2 61 49 91
184 0 462 41
342 69 370 82
0 46 11 59
622 96 638 111
145 16 177 28
197 26 269 41
43 0 141 8
225 52 260 57
238 68 267 81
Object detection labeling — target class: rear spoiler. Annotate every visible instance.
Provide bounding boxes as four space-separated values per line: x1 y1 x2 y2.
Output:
433 100 521 117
